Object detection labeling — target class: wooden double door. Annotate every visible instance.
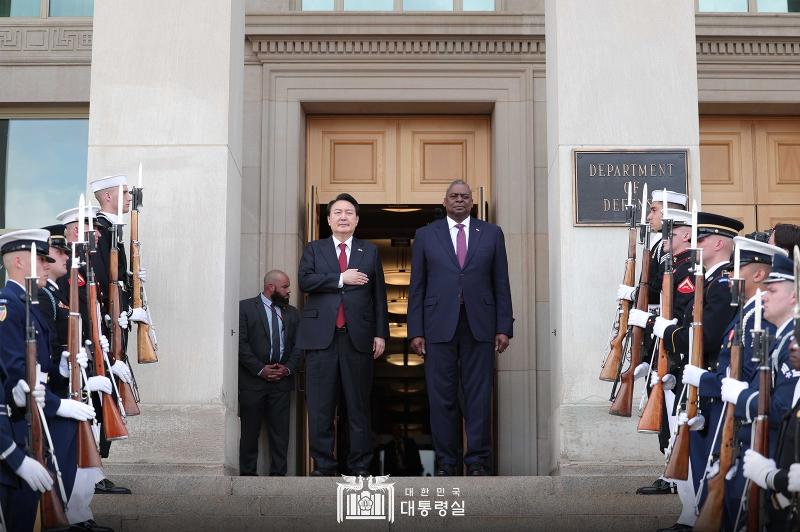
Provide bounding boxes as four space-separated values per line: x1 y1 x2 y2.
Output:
700 117 800 232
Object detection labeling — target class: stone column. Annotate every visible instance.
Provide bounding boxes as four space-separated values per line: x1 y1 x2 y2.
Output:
545 0 701 468
86 0 244 470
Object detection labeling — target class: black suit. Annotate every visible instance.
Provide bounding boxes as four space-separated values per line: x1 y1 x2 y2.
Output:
297 236 388 473
238 295 303 476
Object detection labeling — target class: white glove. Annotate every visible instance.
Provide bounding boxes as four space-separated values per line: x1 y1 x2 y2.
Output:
15 457 53 493
138 269 147 284
743 449 777 490
788 463 800 492
12 380 30 409
628 309 653 329
682 364 708 387
31 383 45 409
633 362 650 381
129 307 149 325
649 370 660 387
652 317 678 339
662 374 676 391
56 399 95 421
99 334 109 354
617 284 636 302
118 311 129 330
59 348 88 378
688 414 706 431
111 360 133 385
721 377 749 405
85 376 112 395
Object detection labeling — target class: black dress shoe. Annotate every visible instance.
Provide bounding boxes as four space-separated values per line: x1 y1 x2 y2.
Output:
310 469 335 477
435 465 456 477
466 463 488 476
636 478 676 495
94 479 132 495
656 523 692 531
69 519 114 531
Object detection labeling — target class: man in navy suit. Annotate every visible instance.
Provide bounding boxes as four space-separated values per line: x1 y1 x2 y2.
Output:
297 193 389 476
408 179 513 476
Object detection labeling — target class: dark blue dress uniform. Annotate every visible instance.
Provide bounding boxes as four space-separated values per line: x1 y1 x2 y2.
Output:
0 356 27 530
723 320 799 530
0 280 77 531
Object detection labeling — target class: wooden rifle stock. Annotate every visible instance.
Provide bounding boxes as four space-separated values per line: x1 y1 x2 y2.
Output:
25 282 69 529
109 239 140 416
638 259 673 433
68 262 103 468
610 227 652 416
695 280 745 532
130 207 158 364
665 256 705 480
87 269 128 440
747 328 771 532
601 225 638 381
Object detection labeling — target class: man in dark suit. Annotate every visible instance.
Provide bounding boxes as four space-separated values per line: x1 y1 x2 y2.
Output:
383 425 423 476
408 179 513 476
297 193 389 477
238 270 303 476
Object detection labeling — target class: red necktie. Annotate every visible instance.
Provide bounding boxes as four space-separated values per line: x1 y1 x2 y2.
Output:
336 242 347 328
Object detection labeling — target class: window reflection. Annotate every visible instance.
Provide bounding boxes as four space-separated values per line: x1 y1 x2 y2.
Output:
698 0 748 11
403 0 453 10
49 0 93 17
0 0 40 17
345 0 394 10
302 0 334 10
1 119 89 229
758 0 800 11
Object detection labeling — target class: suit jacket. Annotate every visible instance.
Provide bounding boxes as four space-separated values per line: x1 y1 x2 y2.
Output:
296 237 389 353
407 217 513 344
238 296 303 393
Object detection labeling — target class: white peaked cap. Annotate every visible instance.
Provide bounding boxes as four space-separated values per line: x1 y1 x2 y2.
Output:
91 174 128 193
651 190 688 208
733 236 787 262
665 209 692 226
0 229 51 256
56 205 100 225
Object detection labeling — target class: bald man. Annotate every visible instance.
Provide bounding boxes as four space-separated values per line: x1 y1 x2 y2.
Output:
238 270 303 476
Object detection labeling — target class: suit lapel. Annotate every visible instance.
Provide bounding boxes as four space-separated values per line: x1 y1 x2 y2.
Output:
319 238 341 273
254 296 269 339
348 238 366 270
463 217 484 269
434 219 459 268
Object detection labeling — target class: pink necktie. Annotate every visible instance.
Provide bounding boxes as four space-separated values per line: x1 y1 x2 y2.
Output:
336 242 347 328
456 224 466 268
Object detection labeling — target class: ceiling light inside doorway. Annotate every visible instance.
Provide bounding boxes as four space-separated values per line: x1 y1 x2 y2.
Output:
389 322 408 338
382 208 421 213
384 270 411 286
384 353 424 367
387 297 408 315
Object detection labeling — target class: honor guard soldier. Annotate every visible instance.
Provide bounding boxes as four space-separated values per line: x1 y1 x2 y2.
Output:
737 252 799 530
57 205 133 496
0 229 96 531
620 190 687 496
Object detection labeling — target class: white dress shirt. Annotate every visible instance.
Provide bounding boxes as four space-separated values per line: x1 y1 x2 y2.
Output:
446 216 470 254
333 235 354 288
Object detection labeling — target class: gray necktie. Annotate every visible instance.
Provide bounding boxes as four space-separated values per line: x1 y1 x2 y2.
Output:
270 305 281 363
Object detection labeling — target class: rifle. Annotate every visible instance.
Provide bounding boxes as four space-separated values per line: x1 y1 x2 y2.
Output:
600 197 637 382
664 245 704 480
84 236 128 438
108 223 140 416
130 185 158 364
694 274 746 531
67 243 103 468
609 209 651 416
638 216 674 433
746 301 772 532
24 270 69 529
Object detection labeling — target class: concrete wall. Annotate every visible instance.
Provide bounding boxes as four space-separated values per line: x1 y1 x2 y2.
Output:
86 0 244 469
545 0 701 469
